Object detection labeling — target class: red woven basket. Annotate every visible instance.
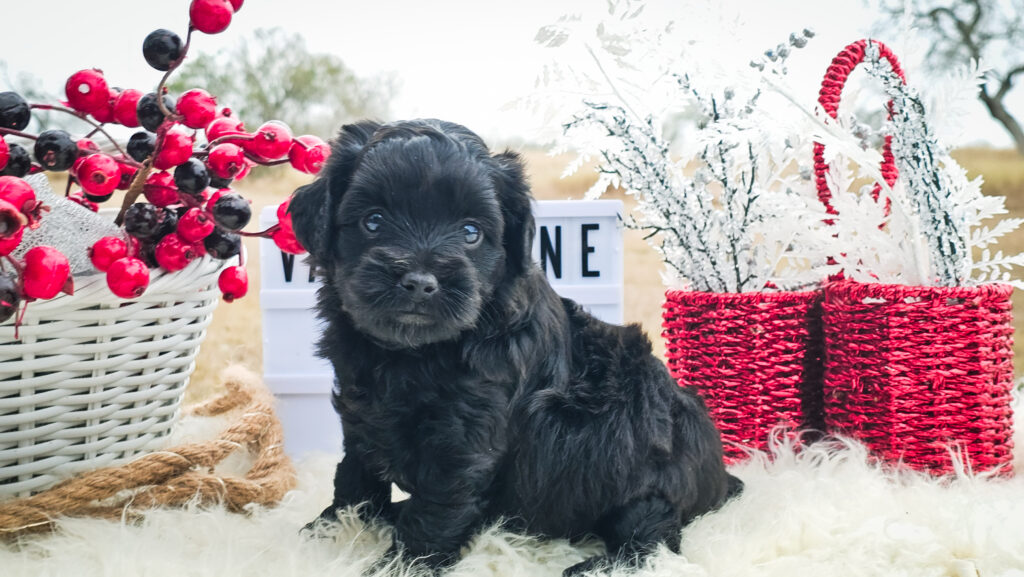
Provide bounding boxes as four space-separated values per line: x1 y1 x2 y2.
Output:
662 290 825 464
823 281 1015 474
815 40 1016 476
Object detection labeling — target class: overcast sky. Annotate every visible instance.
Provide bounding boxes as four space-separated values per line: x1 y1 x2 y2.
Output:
1 0 1019 147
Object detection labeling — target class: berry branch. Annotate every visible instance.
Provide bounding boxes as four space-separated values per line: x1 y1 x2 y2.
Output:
0 128 38 141
0 0 321 333
29 103 139 165
155 27 196 120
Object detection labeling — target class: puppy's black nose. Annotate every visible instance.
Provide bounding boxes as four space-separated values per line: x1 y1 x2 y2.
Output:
400 271 439 301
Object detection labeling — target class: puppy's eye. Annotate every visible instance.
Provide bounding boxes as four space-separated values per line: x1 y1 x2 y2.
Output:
463 223 481 245
363 212 384 233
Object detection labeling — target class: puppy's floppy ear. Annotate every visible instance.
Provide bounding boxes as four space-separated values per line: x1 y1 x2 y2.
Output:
288 120 381 259
491 150 535 276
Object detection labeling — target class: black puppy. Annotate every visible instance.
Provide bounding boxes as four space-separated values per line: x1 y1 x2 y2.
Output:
289 119 740 576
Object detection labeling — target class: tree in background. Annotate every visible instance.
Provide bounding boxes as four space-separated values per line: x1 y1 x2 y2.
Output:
875 0 1024 155
168 27 396 137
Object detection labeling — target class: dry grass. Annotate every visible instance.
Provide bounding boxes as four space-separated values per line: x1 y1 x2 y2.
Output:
189 147 1024 397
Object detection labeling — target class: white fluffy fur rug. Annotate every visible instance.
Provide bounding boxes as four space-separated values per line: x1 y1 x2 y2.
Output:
3 395 1023 577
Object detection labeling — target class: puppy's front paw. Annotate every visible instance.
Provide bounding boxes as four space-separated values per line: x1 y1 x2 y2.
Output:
363 542 457 577
563 555 613 577
300 505 342 539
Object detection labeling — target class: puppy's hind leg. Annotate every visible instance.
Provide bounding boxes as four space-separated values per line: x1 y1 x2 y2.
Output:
562 494 681 577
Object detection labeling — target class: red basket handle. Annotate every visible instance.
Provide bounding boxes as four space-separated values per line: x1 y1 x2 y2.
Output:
812 39 907 217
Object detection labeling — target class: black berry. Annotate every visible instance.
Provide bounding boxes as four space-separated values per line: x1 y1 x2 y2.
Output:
154 207 179 240
0 92 30 131
0 271 20 323
203 228 241 259
127 131 156 162
137 92 176 132
142 29 183 72
208 175 233 189
211 193 251 231
173 158 210 194
0 143 31 177
124 202 162 239
33 129 77 171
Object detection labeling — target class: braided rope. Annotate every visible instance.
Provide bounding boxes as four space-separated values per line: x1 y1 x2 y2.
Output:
0 366 296 537
662 290 825 463
812 38 905 216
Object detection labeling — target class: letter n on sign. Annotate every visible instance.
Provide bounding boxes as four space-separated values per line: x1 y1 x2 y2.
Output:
531 200 623 324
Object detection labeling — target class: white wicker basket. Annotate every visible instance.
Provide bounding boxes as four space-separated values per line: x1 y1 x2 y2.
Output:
0 255 225 499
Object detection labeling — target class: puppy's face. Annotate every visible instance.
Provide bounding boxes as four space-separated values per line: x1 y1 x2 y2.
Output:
289 121 535 349
333 138 507 347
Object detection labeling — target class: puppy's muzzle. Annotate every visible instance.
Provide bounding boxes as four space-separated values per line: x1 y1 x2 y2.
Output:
400 271 439 303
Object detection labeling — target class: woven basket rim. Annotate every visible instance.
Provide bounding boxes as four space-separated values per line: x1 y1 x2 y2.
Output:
1 255 226 320
824 279 1014 300
664 288 823 304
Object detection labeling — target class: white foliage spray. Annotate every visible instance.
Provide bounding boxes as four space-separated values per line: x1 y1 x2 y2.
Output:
553 21 834 292
857 40 1024 288
535 3 1023 291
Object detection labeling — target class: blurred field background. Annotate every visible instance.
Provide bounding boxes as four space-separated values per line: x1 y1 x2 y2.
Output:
187 147 1024 400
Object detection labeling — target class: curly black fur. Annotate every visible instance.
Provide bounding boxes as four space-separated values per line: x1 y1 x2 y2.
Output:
289 119 741 576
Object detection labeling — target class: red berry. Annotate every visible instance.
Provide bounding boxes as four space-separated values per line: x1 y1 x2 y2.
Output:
206 142 246 179
64 69 110 115
271 204 306 251
205 114 245 142
90 87 119 123
0 175 37 216
0 138 8 172
177 88 218 129
0 198 26 240
272 198 303 253
218 265 248 302
76 138 101 156
190 0 234 34
229 0 243 11
143 171 180 207
0 227 23 256
89 236 128 272
245 120 293 160
288 135 330 174
304 143 330 174
154 233 196 272
113 89 144 127
272 226 305 255
177 207 215 242
72 138 101 176
106 257 150 298
77 154 121 198
152 124 194 170
234 159 253 181
22 246 72 300
116 161 139 190
275 195 296 232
